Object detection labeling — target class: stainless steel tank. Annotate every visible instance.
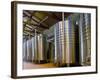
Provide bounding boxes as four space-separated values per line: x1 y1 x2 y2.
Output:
23 41 27 61
33 33 46 63
34 33 38 63
79 13 91 66
26 39 32 61
31 37 35 62
37 34 45 63
54 14 75 67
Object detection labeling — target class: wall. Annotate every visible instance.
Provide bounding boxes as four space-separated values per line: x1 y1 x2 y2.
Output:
0 0 100 80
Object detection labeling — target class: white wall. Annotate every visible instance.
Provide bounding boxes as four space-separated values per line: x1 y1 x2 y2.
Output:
0 0 100 80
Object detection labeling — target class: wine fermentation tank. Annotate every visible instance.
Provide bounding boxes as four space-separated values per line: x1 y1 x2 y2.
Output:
79 14 91 66
23 34 47 63
54 13 75 67
23 13 91 67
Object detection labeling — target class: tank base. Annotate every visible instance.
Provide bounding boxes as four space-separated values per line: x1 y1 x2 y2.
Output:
55 63 82 67
34 60 47 64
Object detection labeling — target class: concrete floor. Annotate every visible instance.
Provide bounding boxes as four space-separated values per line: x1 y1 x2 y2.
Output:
23 62 56 69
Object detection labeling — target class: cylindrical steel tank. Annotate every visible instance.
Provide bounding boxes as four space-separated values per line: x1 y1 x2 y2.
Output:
79 13 91 66
54 14 75 67
23 41 27 61
37 34 45 63
31 37 35 62
33 33 47 63
34 33 38 63
26 39 32 61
